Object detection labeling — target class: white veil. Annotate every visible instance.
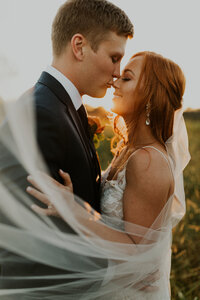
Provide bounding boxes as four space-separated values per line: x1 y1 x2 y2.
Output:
0 92 190 299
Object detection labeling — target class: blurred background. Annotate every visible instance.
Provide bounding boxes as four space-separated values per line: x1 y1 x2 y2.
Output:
0 0 199 298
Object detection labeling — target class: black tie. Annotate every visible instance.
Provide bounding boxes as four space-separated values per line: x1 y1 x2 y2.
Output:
77 105 101 190
77 105 91 139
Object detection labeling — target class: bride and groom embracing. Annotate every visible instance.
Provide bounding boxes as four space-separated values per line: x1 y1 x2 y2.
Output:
0 0 190 299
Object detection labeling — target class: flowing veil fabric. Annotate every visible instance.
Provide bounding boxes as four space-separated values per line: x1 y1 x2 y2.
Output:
0 93 190 299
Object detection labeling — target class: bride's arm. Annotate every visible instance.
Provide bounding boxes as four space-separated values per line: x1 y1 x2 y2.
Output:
123 148 171 243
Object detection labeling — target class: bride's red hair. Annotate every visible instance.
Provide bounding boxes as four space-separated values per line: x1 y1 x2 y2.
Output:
112 51 186 165
130 51 186 146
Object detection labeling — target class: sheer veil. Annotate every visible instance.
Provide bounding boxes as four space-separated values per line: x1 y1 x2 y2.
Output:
0 92 190 299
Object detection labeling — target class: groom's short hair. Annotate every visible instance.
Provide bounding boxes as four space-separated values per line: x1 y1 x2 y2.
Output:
52 0 134 56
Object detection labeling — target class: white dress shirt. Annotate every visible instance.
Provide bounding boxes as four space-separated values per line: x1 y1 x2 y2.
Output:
45 65 82 110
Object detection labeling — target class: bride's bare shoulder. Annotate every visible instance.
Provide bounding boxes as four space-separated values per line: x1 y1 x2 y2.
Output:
123 147 173 228
125 147 172 186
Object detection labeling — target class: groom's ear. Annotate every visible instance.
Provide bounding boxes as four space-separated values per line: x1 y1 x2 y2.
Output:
71 34 87 61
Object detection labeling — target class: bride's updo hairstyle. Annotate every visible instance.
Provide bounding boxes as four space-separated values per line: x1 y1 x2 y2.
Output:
131 51 186 146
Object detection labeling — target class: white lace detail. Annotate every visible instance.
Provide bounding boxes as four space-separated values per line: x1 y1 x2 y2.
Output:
101 166 126 225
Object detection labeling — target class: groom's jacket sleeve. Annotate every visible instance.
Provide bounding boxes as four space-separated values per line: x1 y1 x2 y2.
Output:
36 105 66 183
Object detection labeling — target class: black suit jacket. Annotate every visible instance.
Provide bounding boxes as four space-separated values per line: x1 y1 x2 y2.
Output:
0 72 102 288
34 72 101 211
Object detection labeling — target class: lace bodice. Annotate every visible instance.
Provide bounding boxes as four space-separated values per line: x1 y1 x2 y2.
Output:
101 165 126 225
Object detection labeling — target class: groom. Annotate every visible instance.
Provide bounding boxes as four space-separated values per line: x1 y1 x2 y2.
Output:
34 0 133 212
0 0 133 288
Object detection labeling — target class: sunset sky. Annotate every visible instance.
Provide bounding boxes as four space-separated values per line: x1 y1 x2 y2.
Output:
0 0 199 110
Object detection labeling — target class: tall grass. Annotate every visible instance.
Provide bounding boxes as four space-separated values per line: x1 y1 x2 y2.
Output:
171 119 200 299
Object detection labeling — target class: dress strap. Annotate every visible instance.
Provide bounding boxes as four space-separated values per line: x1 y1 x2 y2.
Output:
141 146 169 163
141 146 174 178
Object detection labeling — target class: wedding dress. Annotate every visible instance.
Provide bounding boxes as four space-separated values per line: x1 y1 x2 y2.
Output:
0 95 190 299
101 146 173 299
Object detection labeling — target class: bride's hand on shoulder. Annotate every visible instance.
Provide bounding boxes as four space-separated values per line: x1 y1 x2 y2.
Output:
26 169 73 217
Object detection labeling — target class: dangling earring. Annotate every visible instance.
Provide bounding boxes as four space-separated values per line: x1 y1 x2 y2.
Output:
145 102 151 126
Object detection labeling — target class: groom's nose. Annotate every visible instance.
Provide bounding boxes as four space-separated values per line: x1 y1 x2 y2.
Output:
112 63 121 79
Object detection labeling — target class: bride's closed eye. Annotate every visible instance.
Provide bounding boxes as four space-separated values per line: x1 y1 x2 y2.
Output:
121 77 131 81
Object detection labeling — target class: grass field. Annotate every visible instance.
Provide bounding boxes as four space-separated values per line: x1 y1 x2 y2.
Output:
93 112 200 299
171 119 200 299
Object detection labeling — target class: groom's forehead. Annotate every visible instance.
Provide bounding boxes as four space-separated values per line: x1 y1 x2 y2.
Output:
98 32 127 53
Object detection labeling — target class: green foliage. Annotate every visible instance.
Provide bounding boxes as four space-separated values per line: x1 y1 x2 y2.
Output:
96 125 115 170
94 117 200 299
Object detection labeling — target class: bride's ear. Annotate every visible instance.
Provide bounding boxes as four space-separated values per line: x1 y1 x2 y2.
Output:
71 34 87 61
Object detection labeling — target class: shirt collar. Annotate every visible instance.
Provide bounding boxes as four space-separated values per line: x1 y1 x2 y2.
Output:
45 65 82 110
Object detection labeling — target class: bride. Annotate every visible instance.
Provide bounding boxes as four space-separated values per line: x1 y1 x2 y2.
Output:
0 51 190 299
